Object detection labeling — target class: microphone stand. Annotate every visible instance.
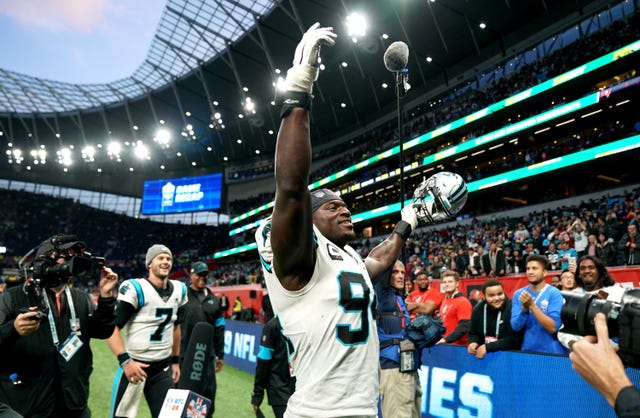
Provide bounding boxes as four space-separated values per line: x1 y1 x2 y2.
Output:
396 68 408 211
396 68 408 263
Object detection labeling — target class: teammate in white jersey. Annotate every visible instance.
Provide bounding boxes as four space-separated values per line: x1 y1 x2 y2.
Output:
255 23 420 418
107 244 188 418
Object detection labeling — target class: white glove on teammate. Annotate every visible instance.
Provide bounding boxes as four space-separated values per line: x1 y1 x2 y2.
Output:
401 204 419 232
285 22 337 94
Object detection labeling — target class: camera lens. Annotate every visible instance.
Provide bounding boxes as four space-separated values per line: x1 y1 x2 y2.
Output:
561 291 620 337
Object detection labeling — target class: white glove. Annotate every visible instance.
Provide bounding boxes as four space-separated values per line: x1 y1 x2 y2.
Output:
401 204 418 231
285 22 337 94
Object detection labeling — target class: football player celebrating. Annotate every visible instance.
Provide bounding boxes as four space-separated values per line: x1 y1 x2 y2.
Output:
107 244 188 418
255 23 466 417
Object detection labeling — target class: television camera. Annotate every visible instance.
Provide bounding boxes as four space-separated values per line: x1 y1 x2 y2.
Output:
561 289 640 367
18 234 105 318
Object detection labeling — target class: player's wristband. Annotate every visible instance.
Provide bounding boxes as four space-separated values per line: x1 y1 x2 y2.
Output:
172 356 180 364
393 220 412 240
118 352 131 367
279 91 312 119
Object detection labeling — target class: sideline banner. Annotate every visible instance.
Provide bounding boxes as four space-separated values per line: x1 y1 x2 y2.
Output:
223 320 263 374
419 345 640 418
224 321 640 417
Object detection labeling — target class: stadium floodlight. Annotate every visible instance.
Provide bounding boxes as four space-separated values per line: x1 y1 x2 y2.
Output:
57 147 72 166
244 97 256 114
134 142 149 160
81 146 95 162
107 141 121 158
36 149 46 164
9 148 23 164
155 128 171 147
346 12 367 42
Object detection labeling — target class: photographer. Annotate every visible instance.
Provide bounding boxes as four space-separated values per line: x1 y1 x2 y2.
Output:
0 234 118 418
569 313 640 417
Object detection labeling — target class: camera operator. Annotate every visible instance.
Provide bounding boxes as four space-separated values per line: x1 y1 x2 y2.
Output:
569 313 640 417
0 234 118 418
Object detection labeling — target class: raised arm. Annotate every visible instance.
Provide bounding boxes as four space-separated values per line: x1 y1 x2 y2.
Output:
367 171 468 280
270 23 336 291
364 212 413 279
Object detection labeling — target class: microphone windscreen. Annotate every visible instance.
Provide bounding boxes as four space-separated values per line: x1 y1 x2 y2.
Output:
383 41 409 72
178 322 215 394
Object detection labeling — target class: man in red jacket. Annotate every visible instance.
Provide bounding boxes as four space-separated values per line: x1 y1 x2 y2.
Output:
436 270 472 346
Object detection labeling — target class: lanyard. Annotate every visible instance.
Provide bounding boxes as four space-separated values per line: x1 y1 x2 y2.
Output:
395 295 409 328
483 304 501 338
532 284 549 304
42 286 78 347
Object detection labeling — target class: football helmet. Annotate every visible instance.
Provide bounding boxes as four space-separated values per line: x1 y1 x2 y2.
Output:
412 171 468 224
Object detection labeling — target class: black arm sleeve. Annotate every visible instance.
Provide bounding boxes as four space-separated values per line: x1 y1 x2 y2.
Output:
445 319 470 344
485 332 522 352
615 385 640 418
467 303 484 346
251 358 268 406
0 292 19 348
87 296 117 339
214 314 225 360
252 322 276 406
113 300 137 329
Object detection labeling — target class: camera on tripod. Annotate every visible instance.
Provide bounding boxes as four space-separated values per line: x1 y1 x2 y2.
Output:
561 289 640 367
18 234 105 317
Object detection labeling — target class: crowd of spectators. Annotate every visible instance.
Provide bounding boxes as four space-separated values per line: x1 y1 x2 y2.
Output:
227 13 640 216
0 188 231 289
387 186 640 281
227 110 639 246
1 11 638 305
0 174 637 305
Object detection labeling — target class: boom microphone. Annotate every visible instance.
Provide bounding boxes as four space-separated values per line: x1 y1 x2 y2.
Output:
383 41 409 72
178 322 215 394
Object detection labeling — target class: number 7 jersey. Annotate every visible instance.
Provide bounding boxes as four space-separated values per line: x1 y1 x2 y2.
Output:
256 220 379 417
116 278 188 362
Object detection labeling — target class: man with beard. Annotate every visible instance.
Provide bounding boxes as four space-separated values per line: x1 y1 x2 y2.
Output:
108 244 188 418
575 255 617 293
254 23 441 418
467 280 521 359
405 271 443 320
510 254 567 354
559 255 621 350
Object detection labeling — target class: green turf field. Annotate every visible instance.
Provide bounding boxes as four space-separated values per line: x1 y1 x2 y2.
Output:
89 339 274 418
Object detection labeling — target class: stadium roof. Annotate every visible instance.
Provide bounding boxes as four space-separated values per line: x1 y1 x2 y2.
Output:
0 0 619 196
0 0 280 114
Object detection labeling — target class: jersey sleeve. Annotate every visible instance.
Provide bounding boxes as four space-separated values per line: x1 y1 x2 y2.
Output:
255 218 274 273
179 282 188 308
117 279 143 310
